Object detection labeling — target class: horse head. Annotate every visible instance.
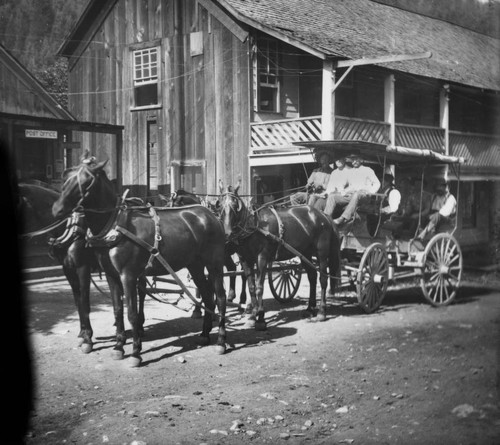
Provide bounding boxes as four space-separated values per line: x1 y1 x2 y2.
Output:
52 157 112 219
218 180 247 241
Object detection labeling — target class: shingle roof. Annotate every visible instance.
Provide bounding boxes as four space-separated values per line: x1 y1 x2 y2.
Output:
220 0 500 91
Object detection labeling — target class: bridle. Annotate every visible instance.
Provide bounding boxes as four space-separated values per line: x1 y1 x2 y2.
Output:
218 192 256 242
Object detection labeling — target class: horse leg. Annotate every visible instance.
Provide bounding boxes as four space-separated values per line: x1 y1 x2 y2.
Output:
254 255 268 331
137 276 147 335
105 273 126 361
241 260 257 327
303 260 318 319
121 274 143 367
317 256 329 322
239 273 248 308
191 289 203 319
207 264 227 355
225 254 237 302
63 262 93 352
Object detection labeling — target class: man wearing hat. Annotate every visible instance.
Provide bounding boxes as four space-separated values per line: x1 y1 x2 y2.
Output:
290 150 333 205
309 156 351 210
416 179 456 241
324 154 380 224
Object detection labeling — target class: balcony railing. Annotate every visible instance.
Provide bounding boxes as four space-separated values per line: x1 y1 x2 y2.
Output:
450 131 500 166
395 123 445 153
250 116 448 154
250 115 321 150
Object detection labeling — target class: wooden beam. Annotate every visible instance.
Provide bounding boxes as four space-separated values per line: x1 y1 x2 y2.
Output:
336 51 432 68
321 60 335 140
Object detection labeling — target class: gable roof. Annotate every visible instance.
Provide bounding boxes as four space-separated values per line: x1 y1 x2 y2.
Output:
0 43 75 120
218 0 500 91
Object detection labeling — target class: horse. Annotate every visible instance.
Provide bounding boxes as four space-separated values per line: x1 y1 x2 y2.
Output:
164 188 248 306
52 157 228 367
218 182 341 330
18 180 120 354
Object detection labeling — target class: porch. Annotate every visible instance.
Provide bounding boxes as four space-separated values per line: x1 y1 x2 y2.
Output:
250 116 499 172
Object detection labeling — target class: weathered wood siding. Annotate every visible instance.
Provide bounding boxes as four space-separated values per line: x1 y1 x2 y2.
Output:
67 0 250 196
0 63 58 118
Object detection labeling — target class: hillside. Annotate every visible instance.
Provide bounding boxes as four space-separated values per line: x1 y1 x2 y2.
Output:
0 0 88 106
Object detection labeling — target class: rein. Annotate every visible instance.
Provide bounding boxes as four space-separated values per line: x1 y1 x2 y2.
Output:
20 217 68 239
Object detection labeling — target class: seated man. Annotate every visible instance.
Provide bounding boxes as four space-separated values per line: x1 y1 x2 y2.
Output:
290 150 332 205
399 177 432 236
308 156 350 211
416 179 456 241
323 154 381 225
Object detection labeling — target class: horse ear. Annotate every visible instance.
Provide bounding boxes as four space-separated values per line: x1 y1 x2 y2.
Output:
234 179 241 195
95 159 109 170
218 179 224 194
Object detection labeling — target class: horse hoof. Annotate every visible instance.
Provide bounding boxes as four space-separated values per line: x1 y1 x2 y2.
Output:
196 335 210 346
317 313 327 322
255 321 267 331
128 356 142 368
112 349 124 360
77 337 85 347
245 319 256 328
80 343 93 354
215 344 226 355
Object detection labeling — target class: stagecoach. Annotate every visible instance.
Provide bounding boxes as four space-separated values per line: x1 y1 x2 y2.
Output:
266 140 465 313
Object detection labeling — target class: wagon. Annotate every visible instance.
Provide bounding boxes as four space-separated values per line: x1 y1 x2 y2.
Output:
266 139 465 313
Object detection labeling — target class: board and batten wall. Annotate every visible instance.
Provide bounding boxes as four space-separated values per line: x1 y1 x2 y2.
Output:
67 0 250 196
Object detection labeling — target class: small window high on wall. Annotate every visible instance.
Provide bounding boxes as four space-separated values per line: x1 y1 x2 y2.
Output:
133 47 160 108
253 38 280 113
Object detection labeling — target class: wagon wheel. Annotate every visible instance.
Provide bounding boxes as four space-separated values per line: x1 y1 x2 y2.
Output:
356 243 389 313
420 233 462 306
268 259 302 303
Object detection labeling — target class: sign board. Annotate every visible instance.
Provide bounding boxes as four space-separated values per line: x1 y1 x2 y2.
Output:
25 129 58 139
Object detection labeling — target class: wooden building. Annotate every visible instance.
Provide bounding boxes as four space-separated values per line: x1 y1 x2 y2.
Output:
58 0 500 260
0 42 123 189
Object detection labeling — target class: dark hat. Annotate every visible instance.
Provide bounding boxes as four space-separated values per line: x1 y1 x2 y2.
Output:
315 150 333 163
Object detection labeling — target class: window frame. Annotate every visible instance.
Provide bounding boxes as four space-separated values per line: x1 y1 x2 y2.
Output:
130 43 162 111
253 37 281 113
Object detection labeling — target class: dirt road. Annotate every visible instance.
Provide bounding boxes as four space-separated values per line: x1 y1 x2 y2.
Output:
22 272 500 444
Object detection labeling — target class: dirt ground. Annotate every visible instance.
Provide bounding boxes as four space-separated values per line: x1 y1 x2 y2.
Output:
21 270 500 445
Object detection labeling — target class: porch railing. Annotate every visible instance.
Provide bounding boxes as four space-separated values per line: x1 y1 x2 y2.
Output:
449 131 500 166
250 115 322 150
395 123 445 153
334 116 389 144
250 116 450 154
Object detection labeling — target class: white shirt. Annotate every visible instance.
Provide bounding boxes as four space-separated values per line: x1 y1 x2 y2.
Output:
324 166 351 195
382 188 402 214
432 192 457 218
344 165 381 195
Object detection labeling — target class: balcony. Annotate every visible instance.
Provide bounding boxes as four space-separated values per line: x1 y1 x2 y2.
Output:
250 115 447 155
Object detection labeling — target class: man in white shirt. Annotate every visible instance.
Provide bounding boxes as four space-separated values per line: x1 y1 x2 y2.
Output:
323 154 380 225
308 156 350 210
416 179 456 240
290 151 333 205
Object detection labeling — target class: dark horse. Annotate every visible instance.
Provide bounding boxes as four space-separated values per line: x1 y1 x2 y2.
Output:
218 182 341 329
18 181 111 354
166 188 247 306
52 158 228 367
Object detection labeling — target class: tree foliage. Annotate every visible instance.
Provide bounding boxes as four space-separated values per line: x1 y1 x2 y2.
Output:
0 0 88 107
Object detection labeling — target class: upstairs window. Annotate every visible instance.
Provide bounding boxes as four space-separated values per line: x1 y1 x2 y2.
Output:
133 47 160 108
253 38 280 113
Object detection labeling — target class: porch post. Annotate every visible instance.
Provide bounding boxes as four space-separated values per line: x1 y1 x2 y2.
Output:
384 74 396 147
440 84 450 179
322 59 335 140
440 84 450 155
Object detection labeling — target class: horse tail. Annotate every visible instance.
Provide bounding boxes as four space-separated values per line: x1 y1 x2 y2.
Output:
329 226 342 296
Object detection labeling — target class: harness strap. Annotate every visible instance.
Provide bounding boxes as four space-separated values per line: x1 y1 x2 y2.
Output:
268 206 285 260
256 227 340 281
145 205 161 269
20 217 68 239
114 225 217 317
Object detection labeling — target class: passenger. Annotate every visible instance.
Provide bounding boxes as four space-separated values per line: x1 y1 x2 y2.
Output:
399 178 432 235
290 151 333 206
416 179 456 241
365 173 401 235
308 156 350 211
323 154 381 225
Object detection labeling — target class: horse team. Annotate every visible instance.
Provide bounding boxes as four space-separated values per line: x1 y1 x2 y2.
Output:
26 153 341 367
